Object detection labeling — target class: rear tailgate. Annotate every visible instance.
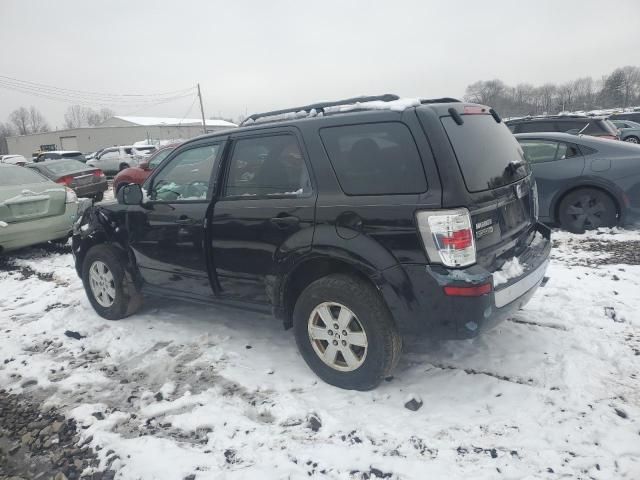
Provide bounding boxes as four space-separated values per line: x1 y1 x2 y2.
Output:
0 182 66 223
439 109 537 266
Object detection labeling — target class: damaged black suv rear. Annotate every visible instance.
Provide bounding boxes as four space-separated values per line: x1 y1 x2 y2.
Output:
73 95 551 390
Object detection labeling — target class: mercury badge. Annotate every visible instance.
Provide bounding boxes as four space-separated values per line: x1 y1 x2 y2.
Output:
475 218 494 239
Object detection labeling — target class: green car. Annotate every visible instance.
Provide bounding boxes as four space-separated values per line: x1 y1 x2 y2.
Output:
0 164 84 253
610 119 640 144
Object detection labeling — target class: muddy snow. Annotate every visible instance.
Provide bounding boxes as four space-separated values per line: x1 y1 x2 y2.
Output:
1 229 639 479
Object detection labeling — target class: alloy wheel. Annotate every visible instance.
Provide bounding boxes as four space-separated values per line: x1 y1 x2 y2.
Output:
307 302 368 372
89 260 116 307
565 194 607 231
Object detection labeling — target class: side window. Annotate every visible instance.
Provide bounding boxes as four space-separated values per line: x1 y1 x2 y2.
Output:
556 121 586 134
225 135 311 197
319 122 427 195
149 149 172 169
519 140 580 164
150 144 220 202
100 150 118 160
518 121 555 133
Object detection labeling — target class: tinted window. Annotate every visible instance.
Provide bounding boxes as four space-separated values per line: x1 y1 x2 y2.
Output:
555 120 587 133
583 120 617 135
518 140 580 164
0 166 49 186
320 122 426 195
61 152 83 159
150 144 220 201
442 114 528 192
42 160 87 174
225 135 311 197
516 121 557 133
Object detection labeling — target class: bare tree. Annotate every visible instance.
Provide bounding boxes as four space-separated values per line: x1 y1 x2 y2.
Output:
10 107 30 135
65 105 114 128
0 122 15 155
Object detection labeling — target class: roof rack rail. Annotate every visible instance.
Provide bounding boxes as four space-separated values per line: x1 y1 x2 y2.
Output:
420 97 461 104
240 94 400 126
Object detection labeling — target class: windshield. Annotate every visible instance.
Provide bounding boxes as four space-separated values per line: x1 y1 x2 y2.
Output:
0 166 49 186
42 159 87 174
441 114 529 192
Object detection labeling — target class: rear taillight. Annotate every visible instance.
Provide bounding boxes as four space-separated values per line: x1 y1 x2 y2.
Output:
463 106 487 114
93 169 106 178
532 181 539 220
416 208 476 267
56 175 74 186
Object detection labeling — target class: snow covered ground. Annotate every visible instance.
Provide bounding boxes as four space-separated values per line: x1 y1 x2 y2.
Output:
1 229 639 479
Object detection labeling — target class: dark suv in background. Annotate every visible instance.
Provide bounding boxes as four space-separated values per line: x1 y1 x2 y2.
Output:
73 95 551 390
507 115 619 140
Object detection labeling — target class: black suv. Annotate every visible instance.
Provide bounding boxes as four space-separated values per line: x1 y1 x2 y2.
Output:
72 95 551 390
506 115 619 140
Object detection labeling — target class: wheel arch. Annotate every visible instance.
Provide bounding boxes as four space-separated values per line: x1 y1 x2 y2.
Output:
277 254 385 330
551 180 623 225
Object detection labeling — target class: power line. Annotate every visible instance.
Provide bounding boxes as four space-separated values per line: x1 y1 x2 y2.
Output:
0 74 195 100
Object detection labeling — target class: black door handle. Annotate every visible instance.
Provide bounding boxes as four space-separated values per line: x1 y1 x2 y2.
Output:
176 215 196 225
270 215 299 228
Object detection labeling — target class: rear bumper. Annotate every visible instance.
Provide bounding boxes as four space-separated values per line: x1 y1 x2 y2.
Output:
378 223 552 338
0 203 80 252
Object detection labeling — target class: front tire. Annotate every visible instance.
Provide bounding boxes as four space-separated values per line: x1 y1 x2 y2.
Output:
624 136 639 144
119 163 130 171
82 244 142 320
558 188 618 233
293 273 401 390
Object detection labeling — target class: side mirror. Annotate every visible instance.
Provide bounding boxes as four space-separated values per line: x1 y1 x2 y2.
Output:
117 183 143 205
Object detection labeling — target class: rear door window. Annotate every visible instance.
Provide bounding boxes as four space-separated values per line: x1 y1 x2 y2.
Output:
319 122 427 195
225 135 311 198
441 114 528 192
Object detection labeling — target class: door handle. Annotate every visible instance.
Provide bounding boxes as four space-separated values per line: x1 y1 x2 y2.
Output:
176 215 196 225
270 215 299 228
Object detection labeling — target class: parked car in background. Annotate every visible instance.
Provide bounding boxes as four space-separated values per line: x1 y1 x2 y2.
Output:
73 95 551 390
35 150 86 163
112 144 179 194
0 164 83 253
609 111 640 124
516 132 640 232
610 119 640 144
86 145 156 174
27 159 108 201
507 115 619 140
0 154 31 166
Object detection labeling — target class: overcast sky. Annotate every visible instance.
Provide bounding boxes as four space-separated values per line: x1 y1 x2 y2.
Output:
1 0 639 128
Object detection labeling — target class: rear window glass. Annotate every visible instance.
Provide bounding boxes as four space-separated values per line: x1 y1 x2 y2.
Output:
61 152 83 158
319 122 427 195
515 121 556 133
582 120 616 135
442 114 528 192
43 160 87 174
0 166 49 186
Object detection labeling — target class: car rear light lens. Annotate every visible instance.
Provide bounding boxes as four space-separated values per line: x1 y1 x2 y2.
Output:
56 175 74 186
416 208 476 267
444 283 492 297
65 187 78 204
93 169 105 178
463 106 487 115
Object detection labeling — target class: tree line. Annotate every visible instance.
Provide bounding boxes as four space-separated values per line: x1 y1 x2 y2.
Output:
464 65 640 117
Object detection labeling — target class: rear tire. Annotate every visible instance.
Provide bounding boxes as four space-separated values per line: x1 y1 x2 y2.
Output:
558 188 618 233
119 163 130 171
82 244 142 320
624 136 639 144
293 273 401 390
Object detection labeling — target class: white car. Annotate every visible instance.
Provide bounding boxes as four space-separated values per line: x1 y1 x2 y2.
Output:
0 154 31 166
86 145 156 174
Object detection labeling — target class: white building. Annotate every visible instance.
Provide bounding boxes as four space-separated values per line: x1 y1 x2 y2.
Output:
6 116 237 158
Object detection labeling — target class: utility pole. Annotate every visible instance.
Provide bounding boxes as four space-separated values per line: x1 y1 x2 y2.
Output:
197 83 207 134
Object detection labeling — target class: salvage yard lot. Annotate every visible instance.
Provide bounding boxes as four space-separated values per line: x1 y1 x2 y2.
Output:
1 229 639 479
